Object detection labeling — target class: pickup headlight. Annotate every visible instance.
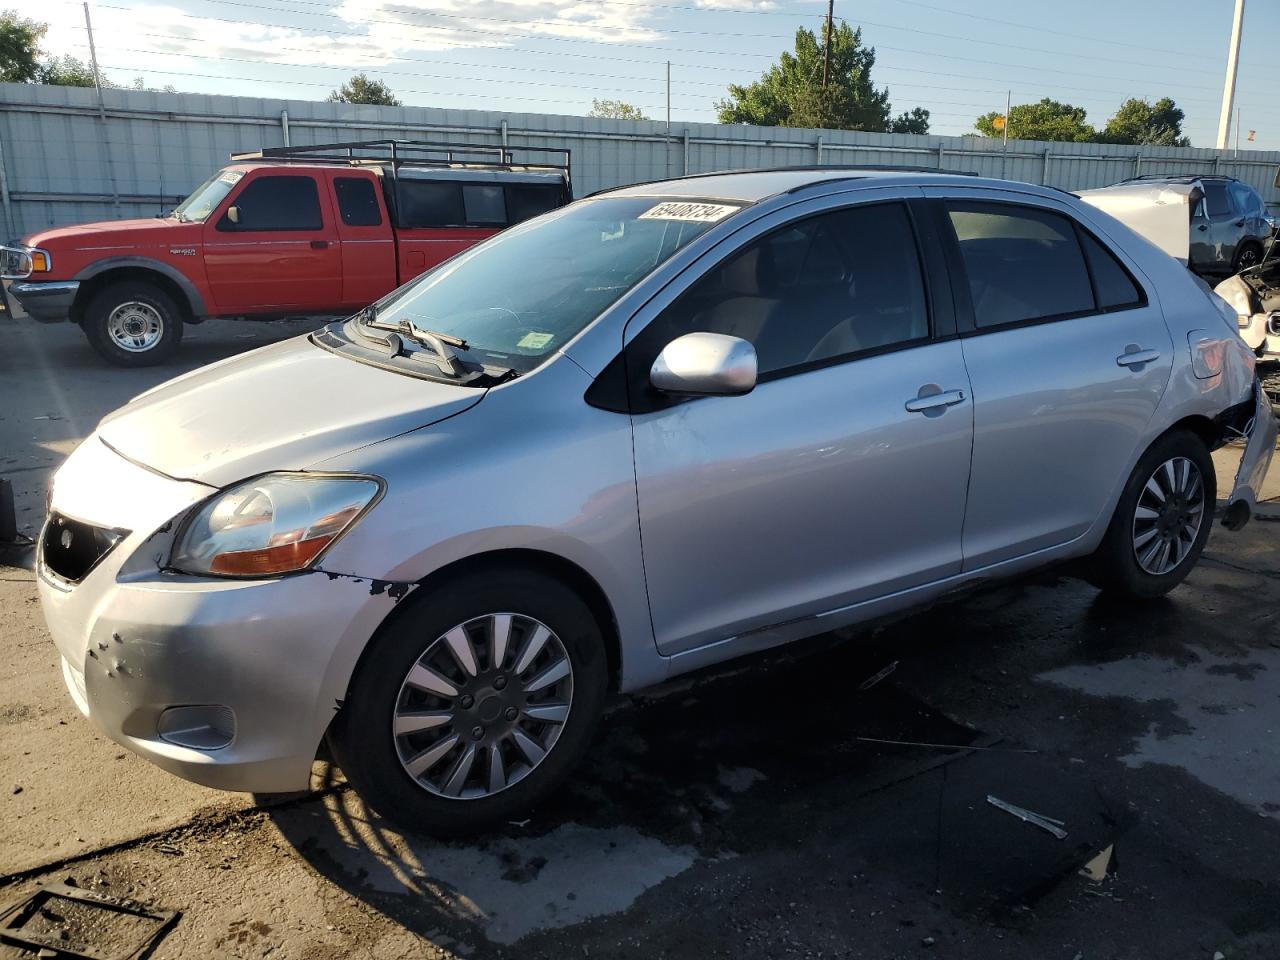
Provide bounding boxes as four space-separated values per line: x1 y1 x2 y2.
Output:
171 473 382 577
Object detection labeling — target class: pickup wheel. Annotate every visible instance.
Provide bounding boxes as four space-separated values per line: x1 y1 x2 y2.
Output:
83 281 184 366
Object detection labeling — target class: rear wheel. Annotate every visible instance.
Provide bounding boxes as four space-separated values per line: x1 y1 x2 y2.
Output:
1233 241 1263 274
1085 430 1215 598
83 281 184 367
330 567 608 835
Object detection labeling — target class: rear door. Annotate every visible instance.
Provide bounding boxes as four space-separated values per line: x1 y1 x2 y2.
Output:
1202 179 1240 269
330 173 396 309
926 188 1174 569
202 171 342 314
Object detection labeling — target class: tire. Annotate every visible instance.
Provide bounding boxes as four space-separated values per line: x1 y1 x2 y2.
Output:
1085 429 1216 599
330 566 609 835
83 280 184 367
1233 241 1263 275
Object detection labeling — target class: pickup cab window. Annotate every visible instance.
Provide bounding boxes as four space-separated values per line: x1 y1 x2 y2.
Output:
218 175 323 232
335 177 383 226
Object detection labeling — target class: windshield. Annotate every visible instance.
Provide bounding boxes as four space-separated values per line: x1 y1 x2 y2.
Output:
348 196 741 375
172 168 244 222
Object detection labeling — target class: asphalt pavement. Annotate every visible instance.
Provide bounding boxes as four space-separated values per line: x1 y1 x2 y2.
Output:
2 315 1279 959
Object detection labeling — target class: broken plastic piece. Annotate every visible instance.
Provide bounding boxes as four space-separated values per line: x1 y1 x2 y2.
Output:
986 794 1068 840
1079 843 1114 882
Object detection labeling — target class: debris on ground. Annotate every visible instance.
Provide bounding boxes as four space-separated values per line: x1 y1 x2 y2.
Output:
986 795 1069 840
858 660 899 691
0 880 179 959
1079 844 1114 882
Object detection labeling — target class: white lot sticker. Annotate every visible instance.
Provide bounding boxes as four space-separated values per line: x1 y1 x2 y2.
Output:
638 202 740 223
216 169 245 185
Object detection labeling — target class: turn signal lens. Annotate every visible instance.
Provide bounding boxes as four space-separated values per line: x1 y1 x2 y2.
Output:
29 249 50 273
171 474 381 577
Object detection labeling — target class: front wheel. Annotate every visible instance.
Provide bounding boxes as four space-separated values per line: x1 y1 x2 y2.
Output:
1085 430 1216 598
83 281 184 367
330 567 609 835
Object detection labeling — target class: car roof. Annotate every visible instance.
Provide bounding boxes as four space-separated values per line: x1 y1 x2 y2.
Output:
1115 174 1238 185
596 167 995 203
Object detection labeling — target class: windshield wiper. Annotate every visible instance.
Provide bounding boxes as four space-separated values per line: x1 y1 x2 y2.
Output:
362 313 468 377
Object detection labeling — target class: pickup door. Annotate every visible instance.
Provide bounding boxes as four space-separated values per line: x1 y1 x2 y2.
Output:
202 170 342 315
329 172 397 309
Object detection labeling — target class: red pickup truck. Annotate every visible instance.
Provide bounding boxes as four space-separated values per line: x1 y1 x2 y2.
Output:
2 140 571 366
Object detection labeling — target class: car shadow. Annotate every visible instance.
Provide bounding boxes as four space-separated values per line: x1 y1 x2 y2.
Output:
266 602 1127 956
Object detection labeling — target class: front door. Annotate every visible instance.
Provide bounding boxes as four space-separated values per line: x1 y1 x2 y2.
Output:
627 200 974 655
928 191 1174 569
203 171 342 314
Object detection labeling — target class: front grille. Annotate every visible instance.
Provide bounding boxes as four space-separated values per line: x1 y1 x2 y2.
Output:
40 513 128 583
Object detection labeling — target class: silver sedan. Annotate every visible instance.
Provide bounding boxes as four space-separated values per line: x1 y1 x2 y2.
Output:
37 169 1275 834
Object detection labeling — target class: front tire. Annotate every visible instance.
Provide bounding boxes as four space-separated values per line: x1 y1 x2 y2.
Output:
1086 430 1215 598
83 281 184 367
330 567 609 835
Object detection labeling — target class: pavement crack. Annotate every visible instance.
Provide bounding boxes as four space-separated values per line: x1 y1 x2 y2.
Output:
1201 555 1280 582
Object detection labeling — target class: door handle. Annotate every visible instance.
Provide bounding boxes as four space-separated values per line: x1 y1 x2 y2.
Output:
905 389 966 413
1235 219 1246 227
1116 347 1161 367
310 240 330 250
1197 224 1209 232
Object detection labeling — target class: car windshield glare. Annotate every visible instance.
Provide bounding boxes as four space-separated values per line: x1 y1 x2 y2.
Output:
172 169 244 222
354 196 740 374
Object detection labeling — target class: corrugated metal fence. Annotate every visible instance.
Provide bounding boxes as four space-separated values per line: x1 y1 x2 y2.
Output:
3 82 1280 240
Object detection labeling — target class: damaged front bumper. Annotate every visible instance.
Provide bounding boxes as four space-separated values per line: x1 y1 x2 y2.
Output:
37 436 408 794
1221 378 1278 531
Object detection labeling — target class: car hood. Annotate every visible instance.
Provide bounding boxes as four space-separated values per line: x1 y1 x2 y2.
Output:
1077 183 1196 264
96 335 484 488
26 217 200 250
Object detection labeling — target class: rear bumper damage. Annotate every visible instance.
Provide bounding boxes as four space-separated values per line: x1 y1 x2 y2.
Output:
1221 378 1278 531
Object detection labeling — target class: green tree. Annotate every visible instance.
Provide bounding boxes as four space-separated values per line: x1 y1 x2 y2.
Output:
716 23 927 133
0 10 44 83
1099 97 1189 146
38 54 96 87
327 73 401 106
588 98 647 120
888 106 931 135
975 98 1095 142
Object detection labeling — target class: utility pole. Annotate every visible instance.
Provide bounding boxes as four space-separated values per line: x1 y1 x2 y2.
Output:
822 0 834 86
666 60 671 135
1001 89 1010 179
83 2 121 218
1216 0 1245 150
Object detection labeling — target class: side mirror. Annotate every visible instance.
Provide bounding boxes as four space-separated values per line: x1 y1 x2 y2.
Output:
226 205 241 225
650 332 757 397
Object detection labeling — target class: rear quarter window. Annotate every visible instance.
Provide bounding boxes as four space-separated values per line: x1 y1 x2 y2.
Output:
335 176 383 227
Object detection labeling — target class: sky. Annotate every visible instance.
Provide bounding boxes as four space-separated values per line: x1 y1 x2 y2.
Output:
35 0 1280 150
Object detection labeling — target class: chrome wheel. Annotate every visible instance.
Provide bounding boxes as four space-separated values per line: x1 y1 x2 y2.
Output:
1132 456 1204 575
392 612 574 799
1238 246 1261 270
106 301 164 353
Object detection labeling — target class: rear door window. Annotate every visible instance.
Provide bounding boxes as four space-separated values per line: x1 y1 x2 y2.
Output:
334 176 383 227
462 184 507 226
947 202 1094 329
1202 180 1232 218
1229 181 1263 217
219 175 323 231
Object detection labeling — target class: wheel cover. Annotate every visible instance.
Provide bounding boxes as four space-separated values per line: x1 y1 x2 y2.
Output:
392 612 574 799
106 301 164 353
1132 456 1205 576
1239 248 1259 269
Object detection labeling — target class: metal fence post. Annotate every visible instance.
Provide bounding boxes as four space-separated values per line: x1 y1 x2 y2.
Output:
1134 153 1142 178
280 110 290 146
0 122 13 239
682 130 689 176
1042 148 1050 184
816 136 823 165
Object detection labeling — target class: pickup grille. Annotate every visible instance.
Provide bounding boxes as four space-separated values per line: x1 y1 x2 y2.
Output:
40 513 127 583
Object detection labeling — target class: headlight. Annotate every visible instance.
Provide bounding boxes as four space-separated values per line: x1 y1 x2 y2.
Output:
171 473 382 577
1213 277 1254 329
